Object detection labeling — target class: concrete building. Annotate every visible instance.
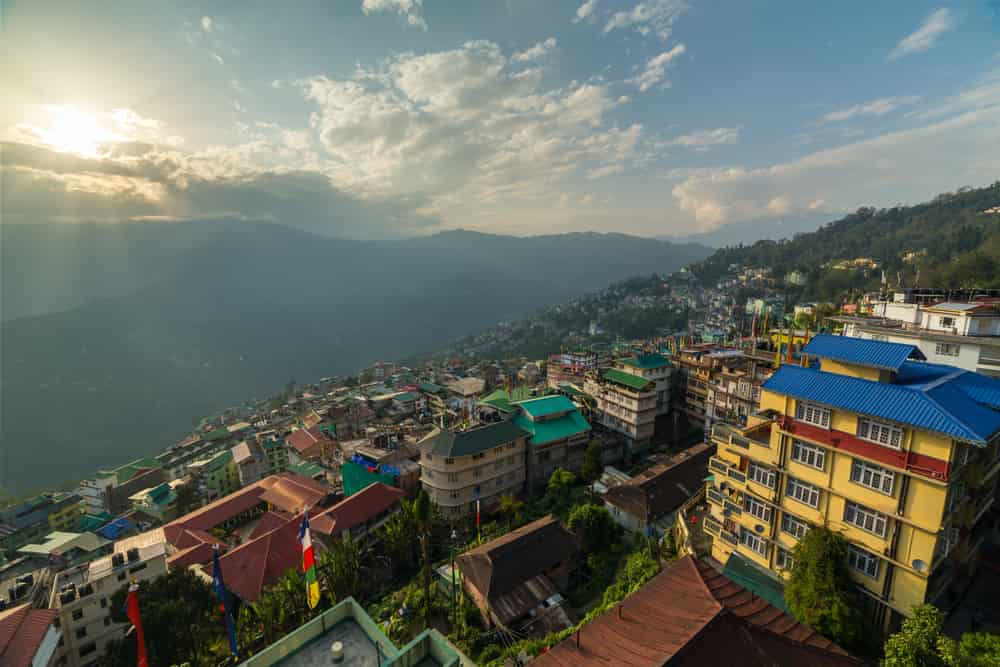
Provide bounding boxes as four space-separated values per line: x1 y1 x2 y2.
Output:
0 494 83 557
78 459 165 517
512 396 592 494
49 542 167 667
614 352 672 417
188 450 241 503
417 421 529 519
584 369 656 454
546 350 599 389
705 335 1000 634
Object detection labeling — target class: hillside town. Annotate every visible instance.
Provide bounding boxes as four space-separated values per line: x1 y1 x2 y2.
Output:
6 271 1000 667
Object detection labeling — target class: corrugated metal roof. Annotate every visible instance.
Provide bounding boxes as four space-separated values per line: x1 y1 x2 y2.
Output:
803 334 924 371
513 410 591 446
762 364 1000 445
514 394 577 418
618 353 671 369
421 421 529 457
602 368 652 391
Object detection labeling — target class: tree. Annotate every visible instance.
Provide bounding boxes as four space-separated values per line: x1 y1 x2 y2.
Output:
413 489 432 629
497 494 525 530
567 503 615 553
377 499 417 568
546 468 576 506
785 527 862 648
318 533 362 605
883 604 1000 667
581 440 604 483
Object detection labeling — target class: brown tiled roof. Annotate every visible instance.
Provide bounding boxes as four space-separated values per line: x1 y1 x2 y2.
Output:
247 511 293 540
310 483 404 536
257 474 329 513
534 555 858 667
286 426 332 456
0 604 58 667
456 515 578 613
602 443 715 523
214 513 316 603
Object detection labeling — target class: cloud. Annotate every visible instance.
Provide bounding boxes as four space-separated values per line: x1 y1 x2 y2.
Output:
572 0 598 24
361 0 428 30
587 163 624 179
512 38 557 63
627 45 686 92
604 0 688 41
888 8 954 61
200 16 214 32
210 52 225 65
818 95 920 124
667 126 740 150
909 67 1000 120
671 103 1000 231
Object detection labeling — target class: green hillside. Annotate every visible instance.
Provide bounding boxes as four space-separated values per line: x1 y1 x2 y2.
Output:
689 182 1000 300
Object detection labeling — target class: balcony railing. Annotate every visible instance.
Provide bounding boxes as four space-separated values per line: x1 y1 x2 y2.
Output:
727 468 747 484
708 487 724 505
724 500 742 516
709 457 730 476
720 530 738 546
704 515 722 536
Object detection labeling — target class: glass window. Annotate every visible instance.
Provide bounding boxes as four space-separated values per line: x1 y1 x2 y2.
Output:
935 342 960 357
775 546 795 570
844 501 888 537
747 462 776 489
857 418 903 450
739 527 768 556
791 440 826 470
72 609 84 621
781 513 809 540
743 495 772 522
796 401 830 428
850 459 895 495
847 544 880 579
785 477 820 508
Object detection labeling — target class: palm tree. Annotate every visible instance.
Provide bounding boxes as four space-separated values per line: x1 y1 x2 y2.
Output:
413 489 432 629
497 494 524 530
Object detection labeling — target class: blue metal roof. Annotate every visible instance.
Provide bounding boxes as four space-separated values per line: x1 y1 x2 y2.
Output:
762 364 1000 445
897 361 1000 410
802 334 925 371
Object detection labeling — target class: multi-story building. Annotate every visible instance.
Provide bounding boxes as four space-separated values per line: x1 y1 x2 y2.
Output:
231 440 268 486
187 450 241 502
513 395 592 493
0 494 84 557
614 352 672 416
262 437 289 474
705 350 776 429
704 334 1000 633
49 542 167 667
78 459 165 516
546 350 599 389
836 291 1000 377
417 421 529 519
675 345 744 429
583 369 656 454
128 482 179 523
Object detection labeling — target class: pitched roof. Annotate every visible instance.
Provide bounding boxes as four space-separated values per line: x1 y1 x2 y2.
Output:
456 515 578 623
0 604 58 667
619 353 671 369
310 482 404 536
533 556 858 667
802 333 925 371
514 395 576 418
420 422 529 458
217 513 312 603
480 389 515 413
257 474 330 513
603 443 715 522
763 364 1000 445
419 381 447 395
285 426 332 455
603 368 654 391
513 410 591 446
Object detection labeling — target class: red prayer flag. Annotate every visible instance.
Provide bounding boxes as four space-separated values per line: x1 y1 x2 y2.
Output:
125 583 148 667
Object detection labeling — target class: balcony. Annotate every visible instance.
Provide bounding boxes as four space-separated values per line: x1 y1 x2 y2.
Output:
708 487 724 505
709 457 731 476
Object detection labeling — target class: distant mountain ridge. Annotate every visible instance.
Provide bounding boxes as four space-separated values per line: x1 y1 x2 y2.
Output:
0 221 711 491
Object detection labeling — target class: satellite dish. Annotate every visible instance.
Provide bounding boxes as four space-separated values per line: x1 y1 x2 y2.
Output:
912 559 927 572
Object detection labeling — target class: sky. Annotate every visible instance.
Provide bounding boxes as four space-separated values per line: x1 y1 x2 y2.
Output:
3 0 1000 240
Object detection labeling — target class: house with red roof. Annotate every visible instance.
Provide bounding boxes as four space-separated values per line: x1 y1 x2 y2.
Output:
0 604 60 667
310 482 404 546
286 426 334 464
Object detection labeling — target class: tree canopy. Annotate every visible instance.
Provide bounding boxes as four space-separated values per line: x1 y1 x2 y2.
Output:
883 603 1000 667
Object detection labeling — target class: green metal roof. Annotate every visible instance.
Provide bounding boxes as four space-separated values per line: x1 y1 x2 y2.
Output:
204 450 234 472
722 552 790 613
342 461 396 496
513 410 591 446
419 382 447 395
393 392 417 402
618 353 671 370
204 427 232 441
99 457 161 484
290 461 326 479
602 368 654 391
513 394 576 418
480 389 515 413
423 421 529 457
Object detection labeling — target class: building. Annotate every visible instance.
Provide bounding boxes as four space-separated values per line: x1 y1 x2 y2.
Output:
262 437 289 474
128 481 179 523
546 350 599 389
675 345 744 429
584 369 656 453
78 459 165 516
417 421 529 518
188 450 241 502
705 334 1000 633
446 377 486 418
0 604 60 667
49 542 167 667
455 515 578 629
310 482 405 545
512 396 592 493
615 352 672 417
836 293 1000 377
602 442 714 538
786 270 807 286
232 440 268 486
704 350 775 429
285 426 334 464
0 494 83 557
532 555 857 667
19 532 109 569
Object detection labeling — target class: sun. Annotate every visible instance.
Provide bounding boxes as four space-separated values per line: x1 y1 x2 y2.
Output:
36 105 123 158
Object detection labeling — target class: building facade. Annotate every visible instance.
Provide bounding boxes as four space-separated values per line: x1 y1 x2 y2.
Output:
614 352 672 416
513 395 592 493
704 335 1000 633
583 369 656 453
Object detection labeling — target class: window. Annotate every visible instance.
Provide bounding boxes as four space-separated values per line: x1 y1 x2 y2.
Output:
472 453 484 460
72 609 84 621
78 643 98 658
781 513 809 540
747 462 776 489
869 334 889 342
939 316 956 328
850 459 895 495
785 477 820 508
739 527 768 556
776 546 795 570
445 458 455 465
935 343 961 357
473 468 483 478
128 563 147 574
844 501 888 537
449 491 460 500
857 418 903 450
447 472 458 483
744 495 772 522
100 597 107 608
796 401 830 428
791 440 826 470
75 627 88 639
424 470 434 479
847 545 880 579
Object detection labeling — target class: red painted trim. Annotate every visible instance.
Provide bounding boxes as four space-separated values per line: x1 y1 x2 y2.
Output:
779 417 949 482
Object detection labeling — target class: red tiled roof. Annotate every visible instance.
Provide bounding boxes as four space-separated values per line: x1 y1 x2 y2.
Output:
286 426 332 456
533 555 858 667
0 604 58 667
167 542 219 569
247 511 293 540
311 483 404 536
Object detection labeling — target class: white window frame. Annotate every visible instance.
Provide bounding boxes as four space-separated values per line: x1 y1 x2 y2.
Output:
780 513 809 540
744 495 772 522
857 418 903 450
939 317 956 329
935 342 961 357
791 440 826 471
850 459 895 496
796 402 831 429
785 477 820 508
847 544 880 579
775 546 795 570
844 500 888 537
739 527 768 556
747 462 776 489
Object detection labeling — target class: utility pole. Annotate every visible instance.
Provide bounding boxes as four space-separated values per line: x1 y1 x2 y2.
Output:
450 528 458 631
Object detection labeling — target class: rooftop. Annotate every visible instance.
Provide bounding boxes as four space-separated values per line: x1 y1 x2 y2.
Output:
513 408 591 446
602 443 715 522
513 394 576 419
802 333 925 371
602 368 654 392
618 352 671 369
0 604 58 667
19 531 105 557
420 421 529 458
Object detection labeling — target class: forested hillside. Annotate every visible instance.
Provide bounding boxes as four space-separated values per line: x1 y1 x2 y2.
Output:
689 182 1000 300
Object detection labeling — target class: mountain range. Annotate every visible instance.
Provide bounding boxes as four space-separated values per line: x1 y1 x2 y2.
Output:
0 222 710 492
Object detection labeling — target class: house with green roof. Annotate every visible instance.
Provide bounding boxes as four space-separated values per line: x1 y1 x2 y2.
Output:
79 457 166 516
614 352 673 417
188 450 241 501
512 395 593 493
584 367 657 455
129 481 179 522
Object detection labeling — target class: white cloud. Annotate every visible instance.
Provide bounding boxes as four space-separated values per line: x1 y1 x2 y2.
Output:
819 95 920 124
604 0 688 41
909 68 1000 120
888 8 954 61
210 52 225 65
512 38 557 63
587 163 624 179
671 103 1000 231
572 0 598 24
627 45 686 92
200 16 214 32
668 126 740 150
361 0 428 30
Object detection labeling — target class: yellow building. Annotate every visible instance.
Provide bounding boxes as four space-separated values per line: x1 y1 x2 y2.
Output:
47 494 84 532
704 334 1000 633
